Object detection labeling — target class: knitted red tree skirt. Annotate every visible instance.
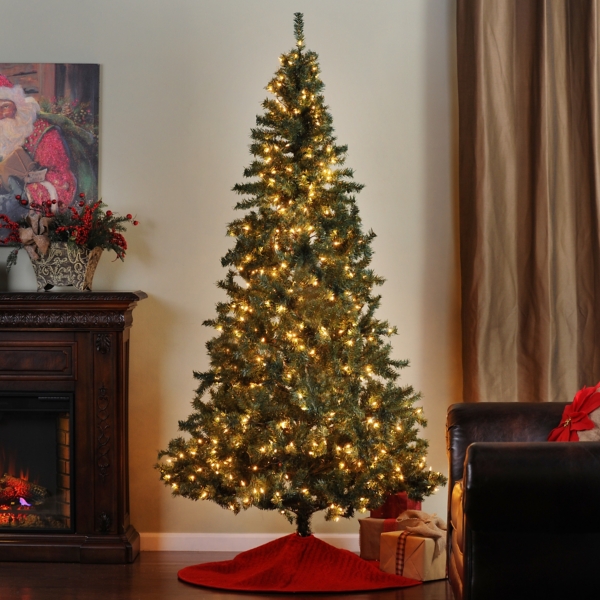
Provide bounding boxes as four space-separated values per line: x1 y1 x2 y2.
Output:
178 533 421 593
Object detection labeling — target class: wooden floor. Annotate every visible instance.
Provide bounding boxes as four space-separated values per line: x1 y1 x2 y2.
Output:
0 551 455 600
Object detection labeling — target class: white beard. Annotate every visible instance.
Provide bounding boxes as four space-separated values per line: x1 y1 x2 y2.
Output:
0 103 37 160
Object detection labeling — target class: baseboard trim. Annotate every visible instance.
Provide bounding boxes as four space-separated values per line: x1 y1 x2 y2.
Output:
140 532 359 553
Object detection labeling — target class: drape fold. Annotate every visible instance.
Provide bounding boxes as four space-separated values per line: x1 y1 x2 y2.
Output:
458 0 600 402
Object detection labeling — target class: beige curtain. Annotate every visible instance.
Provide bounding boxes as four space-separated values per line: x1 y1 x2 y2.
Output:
458 0 600 403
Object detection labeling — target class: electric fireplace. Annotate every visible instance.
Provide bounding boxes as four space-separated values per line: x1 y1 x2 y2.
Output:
0 292 146 563
0 393 73 531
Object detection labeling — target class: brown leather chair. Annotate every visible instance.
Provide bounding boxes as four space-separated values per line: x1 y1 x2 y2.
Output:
447 402 600 600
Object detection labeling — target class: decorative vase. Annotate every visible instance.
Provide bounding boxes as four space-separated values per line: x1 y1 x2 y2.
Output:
30 242 103 292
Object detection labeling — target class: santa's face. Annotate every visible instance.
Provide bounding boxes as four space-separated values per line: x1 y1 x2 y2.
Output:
0 97 37 159
0 99 17 120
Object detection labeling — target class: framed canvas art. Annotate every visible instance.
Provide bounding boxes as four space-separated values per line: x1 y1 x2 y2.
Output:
0 63 99 241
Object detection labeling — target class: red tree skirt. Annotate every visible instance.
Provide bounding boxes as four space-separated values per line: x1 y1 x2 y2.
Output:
178 533 421 593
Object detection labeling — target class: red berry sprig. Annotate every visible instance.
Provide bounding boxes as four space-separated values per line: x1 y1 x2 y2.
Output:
5 191 139 261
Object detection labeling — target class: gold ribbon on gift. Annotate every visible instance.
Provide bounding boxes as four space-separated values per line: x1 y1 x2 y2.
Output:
18 211 52 261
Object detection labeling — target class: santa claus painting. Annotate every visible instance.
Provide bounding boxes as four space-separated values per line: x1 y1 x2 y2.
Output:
0 65 98 241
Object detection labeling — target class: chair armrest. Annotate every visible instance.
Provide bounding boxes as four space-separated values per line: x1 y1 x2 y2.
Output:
447 403 566 486
463 442 600 532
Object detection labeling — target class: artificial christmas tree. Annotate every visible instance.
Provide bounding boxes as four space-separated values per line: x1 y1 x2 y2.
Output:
157 13 445 540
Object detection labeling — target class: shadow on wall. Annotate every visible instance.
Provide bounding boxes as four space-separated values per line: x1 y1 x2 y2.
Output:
128 294 176 534
419 0 461 472
95 214 152 291
0 257 7 291
0 246 36 290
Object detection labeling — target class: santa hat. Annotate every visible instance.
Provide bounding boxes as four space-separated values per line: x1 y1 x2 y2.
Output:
0 74 13 89
0 74 25 104
0 74 39 113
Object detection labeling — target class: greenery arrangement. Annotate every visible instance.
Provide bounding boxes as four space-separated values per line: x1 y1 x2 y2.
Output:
38 97 99 168
0 193 138 269
39 97 97 136
157 13 445 537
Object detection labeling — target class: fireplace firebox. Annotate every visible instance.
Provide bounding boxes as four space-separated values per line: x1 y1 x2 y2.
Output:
0 292 146 563
0 393 73 531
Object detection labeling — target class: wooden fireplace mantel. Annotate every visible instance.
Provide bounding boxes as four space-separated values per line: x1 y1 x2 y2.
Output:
0 291 146 563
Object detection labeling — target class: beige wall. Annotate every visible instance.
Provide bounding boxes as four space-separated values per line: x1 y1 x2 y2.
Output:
0 0 460 536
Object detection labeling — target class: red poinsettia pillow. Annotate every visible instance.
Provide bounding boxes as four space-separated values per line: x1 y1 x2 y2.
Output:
548 383 600 442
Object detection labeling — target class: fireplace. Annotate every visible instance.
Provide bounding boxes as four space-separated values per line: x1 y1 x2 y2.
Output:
0 392 73 531
0 292 145 563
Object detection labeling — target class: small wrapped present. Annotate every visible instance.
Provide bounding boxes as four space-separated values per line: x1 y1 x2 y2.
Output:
369 492 421 519
379 531 446 581
359 517 403 560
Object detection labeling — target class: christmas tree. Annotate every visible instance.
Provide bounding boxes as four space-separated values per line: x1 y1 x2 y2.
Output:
157 13 445 537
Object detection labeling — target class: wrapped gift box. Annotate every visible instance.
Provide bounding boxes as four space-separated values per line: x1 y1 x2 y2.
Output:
379 531 446 582
369 492 421 519
359 517 404 560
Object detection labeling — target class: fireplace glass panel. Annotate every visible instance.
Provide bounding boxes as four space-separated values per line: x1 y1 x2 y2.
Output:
0 393 73 531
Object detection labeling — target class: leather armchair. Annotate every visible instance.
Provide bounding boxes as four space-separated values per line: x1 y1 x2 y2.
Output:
447 402 600 600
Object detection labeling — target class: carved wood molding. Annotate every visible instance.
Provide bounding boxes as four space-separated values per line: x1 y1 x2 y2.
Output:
0 292 146 302
97 384 112 479
0 311 125 328
96 333 112 354
98 511 112 533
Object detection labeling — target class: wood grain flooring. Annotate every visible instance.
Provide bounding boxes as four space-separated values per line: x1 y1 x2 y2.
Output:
0 551 455 600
